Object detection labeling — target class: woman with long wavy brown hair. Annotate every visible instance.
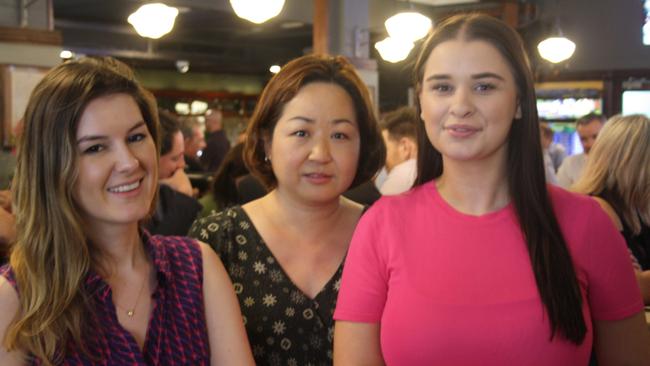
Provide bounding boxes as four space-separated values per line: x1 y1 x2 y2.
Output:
0 58 254 365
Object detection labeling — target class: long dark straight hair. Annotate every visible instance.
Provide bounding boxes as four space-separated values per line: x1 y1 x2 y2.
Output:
413 14 586 344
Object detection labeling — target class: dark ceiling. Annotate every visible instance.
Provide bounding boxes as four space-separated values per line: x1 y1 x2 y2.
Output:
53 0 314 75
52 0 542 77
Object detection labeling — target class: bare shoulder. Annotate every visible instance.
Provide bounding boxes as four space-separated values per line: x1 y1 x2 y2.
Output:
340 196 365 220
591 197 623 231
196 240 222 268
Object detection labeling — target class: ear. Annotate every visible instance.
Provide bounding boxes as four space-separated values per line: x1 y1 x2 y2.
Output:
399 137 417 160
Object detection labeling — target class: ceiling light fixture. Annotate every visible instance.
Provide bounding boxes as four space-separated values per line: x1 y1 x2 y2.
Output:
60 50 73 59
229 0 285 24
375 37 414 63
537 36 576 63
128 3 179 39
269 65 281 74
384 11 432 42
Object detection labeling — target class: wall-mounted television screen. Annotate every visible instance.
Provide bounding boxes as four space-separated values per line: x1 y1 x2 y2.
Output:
622 90 650 117
536 97 602 121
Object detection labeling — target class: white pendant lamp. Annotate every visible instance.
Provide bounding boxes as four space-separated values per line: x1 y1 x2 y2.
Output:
375 37 414 63
537 36 576 63
384 11 432 42
128 3 179 39
230 0 285 24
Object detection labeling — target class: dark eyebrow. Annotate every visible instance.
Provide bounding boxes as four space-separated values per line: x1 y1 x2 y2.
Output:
425 72 506 82
471 72 505 81
77 120 146 144
287 116 354 125
424 74 450 82
287 116 315 123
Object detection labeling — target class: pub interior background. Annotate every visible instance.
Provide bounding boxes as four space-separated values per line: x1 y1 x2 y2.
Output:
1 0 649 154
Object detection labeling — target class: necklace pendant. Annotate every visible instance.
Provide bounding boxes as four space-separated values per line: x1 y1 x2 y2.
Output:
127 309 134 317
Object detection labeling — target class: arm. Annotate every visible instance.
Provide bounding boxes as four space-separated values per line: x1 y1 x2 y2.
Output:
593 311 650 366
636 270 650 305
199 242 254 366
334 321 384 366
592 197 650 304
0 277 26 365
160 169 194 197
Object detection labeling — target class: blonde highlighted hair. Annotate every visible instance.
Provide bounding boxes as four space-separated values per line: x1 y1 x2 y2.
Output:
4 58 159 365
573 114 650 234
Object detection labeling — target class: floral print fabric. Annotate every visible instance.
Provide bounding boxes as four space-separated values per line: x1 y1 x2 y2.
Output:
189 206 341 366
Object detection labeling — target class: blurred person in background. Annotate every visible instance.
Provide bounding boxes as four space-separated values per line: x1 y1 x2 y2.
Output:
181 117 207 173
378 106 418 195
198 142 250 217
144 110 202 236
539 121 566 171
201 108 231 172
573 114 650 304
557 113 606 188
540 122 559 185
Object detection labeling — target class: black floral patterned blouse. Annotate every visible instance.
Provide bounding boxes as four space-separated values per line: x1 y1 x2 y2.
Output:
189 206 342 366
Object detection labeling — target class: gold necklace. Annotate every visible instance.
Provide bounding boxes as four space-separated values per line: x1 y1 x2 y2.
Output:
115 274 147 318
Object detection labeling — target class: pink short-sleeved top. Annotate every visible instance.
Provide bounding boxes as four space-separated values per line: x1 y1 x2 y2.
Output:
334 182 643 366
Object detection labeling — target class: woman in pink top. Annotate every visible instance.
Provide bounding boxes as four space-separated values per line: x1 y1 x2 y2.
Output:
333 14 650 366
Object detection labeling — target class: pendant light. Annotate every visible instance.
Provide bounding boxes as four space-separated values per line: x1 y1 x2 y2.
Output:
375 37 414 63
229 0 285 24
128 3 179 39
537 36 576 63
384 11 432 42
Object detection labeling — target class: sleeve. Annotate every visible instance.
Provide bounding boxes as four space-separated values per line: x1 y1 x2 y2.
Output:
188 210 236 265
334 202 391 323
582 202 644 321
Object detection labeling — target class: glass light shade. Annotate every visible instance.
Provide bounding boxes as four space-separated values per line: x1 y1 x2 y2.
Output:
128 3 179 39
375 37 414 63
385 12 432 42
537 37 576 63
230 0 285 24
60 50 73 59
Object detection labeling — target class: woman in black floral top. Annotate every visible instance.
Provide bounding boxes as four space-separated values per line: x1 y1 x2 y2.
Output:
189 54 385 366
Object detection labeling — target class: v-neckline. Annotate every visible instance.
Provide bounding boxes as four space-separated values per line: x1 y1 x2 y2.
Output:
234 205 345 301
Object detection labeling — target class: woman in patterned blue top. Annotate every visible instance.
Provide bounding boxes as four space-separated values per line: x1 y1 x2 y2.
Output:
0 57 254 365
190 54 385 366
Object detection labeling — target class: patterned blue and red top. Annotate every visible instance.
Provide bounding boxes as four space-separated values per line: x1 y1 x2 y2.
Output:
1 232 210 365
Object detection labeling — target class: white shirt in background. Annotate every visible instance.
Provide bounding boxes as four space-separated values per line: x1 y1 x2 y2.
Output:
557 153 587 189
379 159 417 195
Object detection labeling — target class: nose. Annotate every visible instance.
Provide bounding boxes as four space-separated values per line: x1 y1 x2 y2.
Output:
178 156 186 170
115 144 140 173
309 135 333 163
449 87 474 118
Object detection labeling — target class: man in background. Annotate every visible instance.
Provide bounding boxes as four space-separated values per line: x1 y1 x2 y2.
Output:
145 110 202 236
201 108 231 172
180 118 206 173
557 113 606 188
378 106 418 195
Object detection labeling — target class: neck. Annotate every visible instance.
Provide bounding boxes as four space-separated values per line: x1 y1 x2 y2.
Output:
437 156 509 216
262 189 349 234
85 222 146 274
